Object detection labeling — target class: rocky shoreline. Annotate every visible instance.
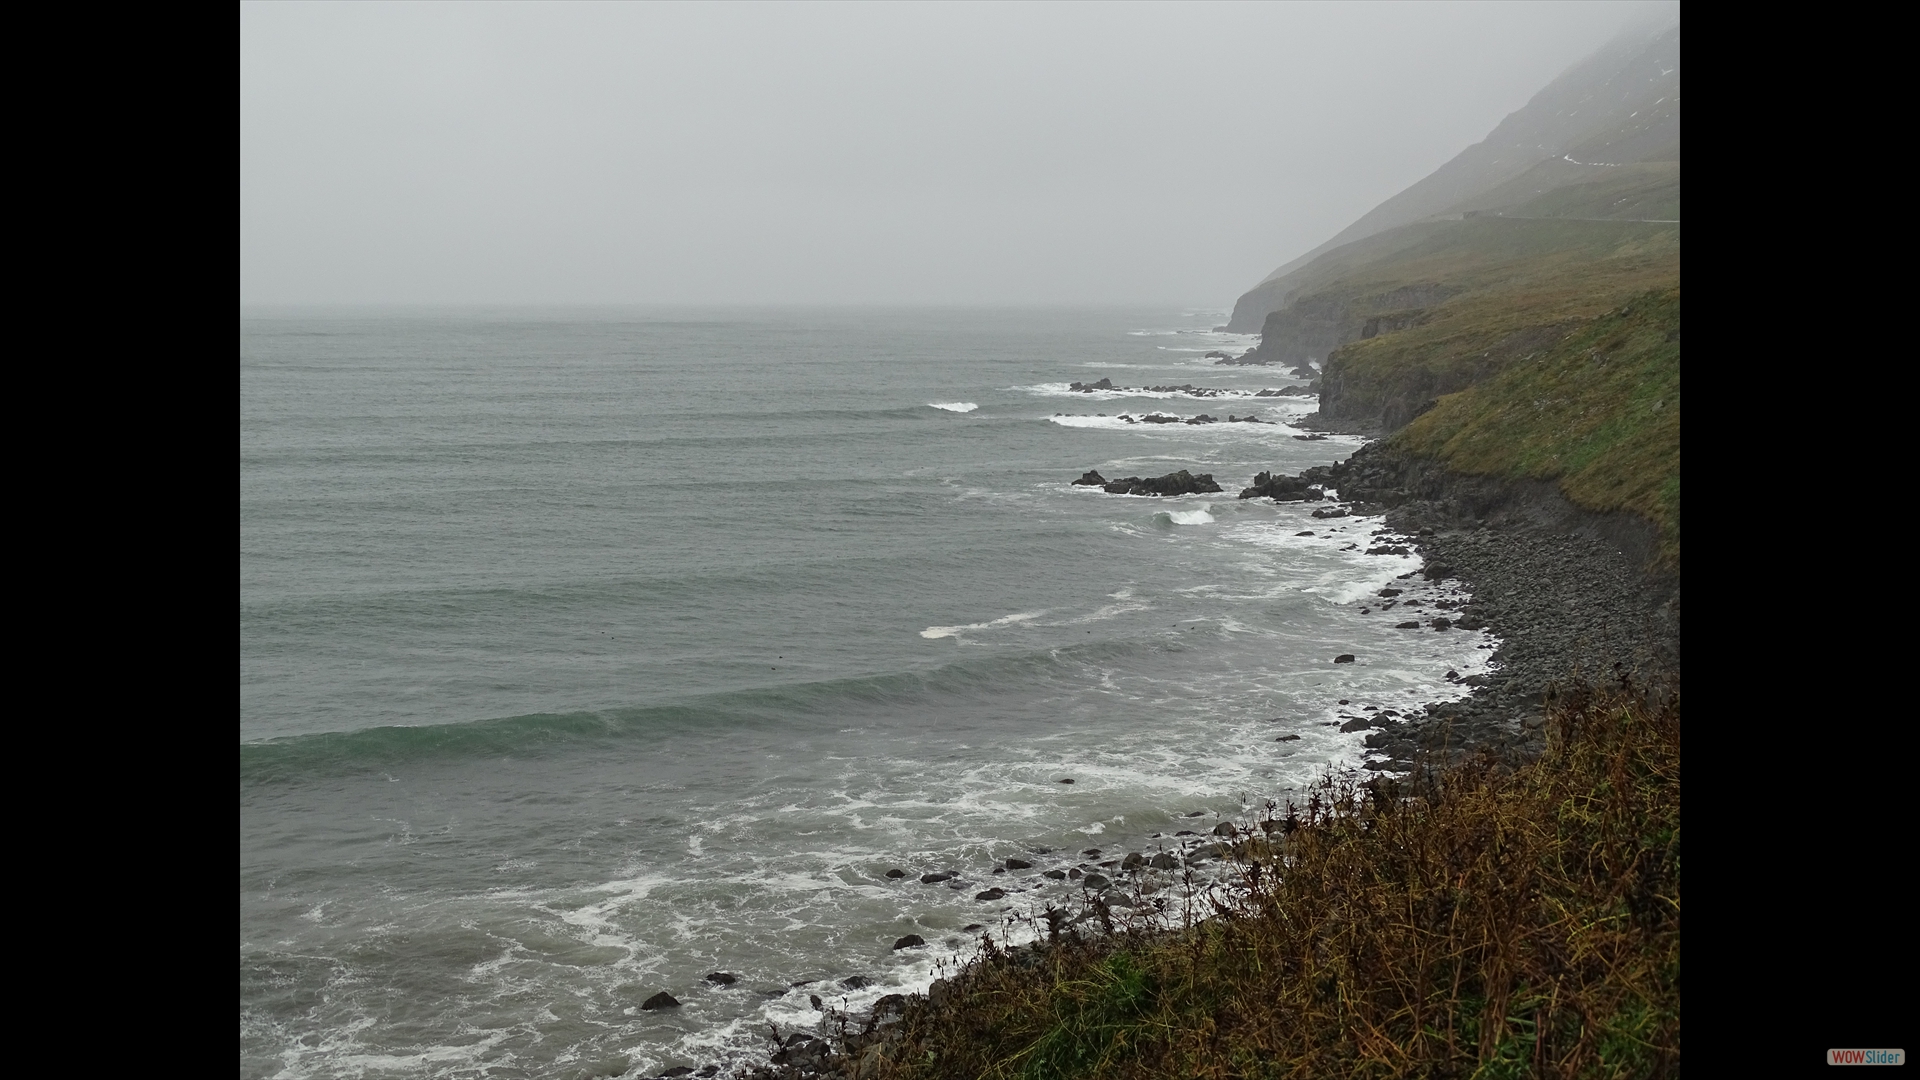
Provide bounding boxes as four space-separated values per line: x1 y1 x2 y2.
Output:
663 444 1680 1080
1289 441 1680 773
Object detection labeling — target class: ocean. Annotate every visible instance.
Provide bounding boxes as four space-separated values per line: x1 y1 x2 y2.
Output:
239 307 1494 1079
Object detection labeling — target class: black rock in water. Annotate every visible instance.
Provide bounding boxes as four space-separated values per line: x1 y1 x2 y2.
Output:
1068 377 1115 392
974 888 1007 901
640 991 681 1010
1240 470 1324 502
704 972 737 985
1334 654 1356 663
1072 469 1107 486
1098 470 1224 497
1004 858 1033 869
884 868 905 878
892 934 926 950
920 871 954 884
841 975 871 989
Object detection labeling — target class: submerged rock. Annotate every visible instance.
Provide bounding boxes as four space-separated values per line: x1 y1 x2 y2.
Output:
891 934 926 950
704 972 737 985
640 991 681 1010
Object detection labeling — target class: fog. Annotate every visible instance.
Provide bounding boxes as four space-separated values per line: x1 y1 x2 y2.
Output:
240 1 1677 307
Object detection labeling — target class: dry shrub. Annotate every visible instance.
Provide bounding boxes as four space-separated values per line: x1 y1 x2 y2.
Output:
858 682 1680 1079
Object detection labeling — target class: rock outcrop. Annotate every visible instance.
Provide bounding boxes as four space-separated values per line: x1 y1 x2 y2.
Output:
1093 470 1223 497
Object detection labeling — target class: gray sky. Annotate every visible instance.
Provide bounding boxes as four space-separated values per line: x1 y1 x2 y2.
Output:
240 1 1678 308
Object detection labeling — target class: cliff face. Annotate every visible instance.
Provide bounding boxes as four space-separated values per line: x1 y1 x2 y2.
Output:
1226 23 1679 332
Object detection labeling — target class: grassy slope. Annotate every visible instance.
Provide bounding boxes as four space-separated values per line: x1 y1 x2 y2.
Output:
1294 217 1680 562
864 688 1681 1079
1395 290 1681 561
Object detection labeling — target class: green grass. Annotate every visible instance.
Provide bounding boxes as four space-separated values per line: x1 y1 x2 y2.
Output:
859 684 1682 1079
1393 289 1681 563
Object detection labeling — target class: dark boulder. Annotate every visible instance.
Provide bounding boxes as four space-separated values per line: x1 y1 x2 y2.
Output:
974 888 1007 901
1311 507 1349 518
1367 545 1411 556
1043 869 1067 879
1211 821 1237 837
884 869 905 879
841 975 871 989
920 871 954 884
1120 852 1146 870
1081 874 1110 890
1150 852 1179 870
1422 562 1455 580
1340 717 1372 732
1431 618 1453 631
640 991 681 1010
1396 621 1422 629
873 994 909 1017
1239 471 1324 501
1069 378 1115 392
704 972 737 985
1100 470 1224 497
1275 734 1301 742
1334 654 1356 663
1004 858 1033 870
1072 470 1107 486
891 934 926 950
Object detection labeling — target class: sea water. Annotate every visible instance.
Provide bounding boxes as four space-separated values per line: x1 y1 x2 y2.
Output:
239 307 1494 1078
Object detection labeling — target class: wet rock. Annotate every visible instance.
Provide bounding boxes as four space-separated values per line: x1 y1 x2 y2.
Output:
920 872 954 884
1340 717 1372 732
873 993 908 1017
891 934 926 950
1082 874 1111 890
1068 868 1084 879
884 869 905 879
1043 869 1066 879
1431 618 1453 631
1105 894 1137 907
1082 848 1102 856
1378 588 1402 597
1368 545 1412 556
1150 852 1179 869
1100 469 1224 496
659 1068 695 1078
809 994 824 1010
1240 471 1324 501
841 975 871 989
1071 470 1107 486
1120 852 1146 870
1396 621 1422 629
1069 378 1115 392
1275 734 1301 742
1004 858 1033 870
1334 654 1356 663
1057 778 1075 784
704 972 738 985
975 888 1007 901
1311 507 1350 518
1291 433 1330 441
640 991 681 1010
1211 821 1237 837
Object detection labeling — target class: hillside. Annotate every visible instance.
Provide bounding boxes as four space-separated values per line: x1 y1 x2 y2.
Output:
1225 22 1679 333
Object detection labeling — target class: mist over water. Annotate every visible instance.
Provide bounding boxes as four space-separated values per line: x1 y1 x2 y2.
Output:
239 308 1493 1077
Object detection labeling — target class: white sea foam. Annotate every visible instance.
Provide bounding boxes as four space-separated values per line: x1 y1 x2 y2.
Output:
920 611 1047 640
928 402 978 413
1155 508 1215 526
